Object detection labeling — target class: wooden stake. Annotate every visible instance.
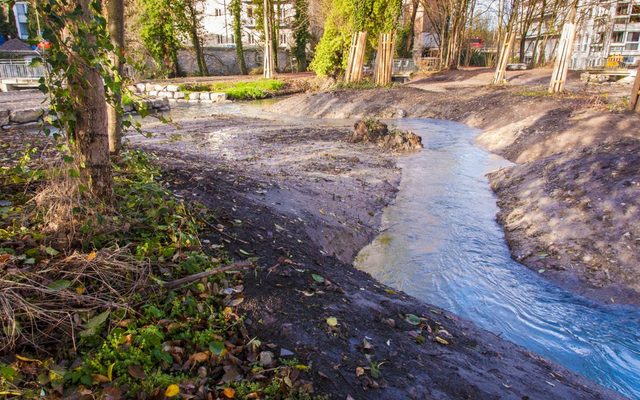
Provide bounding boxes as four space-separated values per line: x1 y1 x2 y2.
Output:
374 32 395 86
163 261 255 290
345 32 367 83
630 67 640 112
493 30 515 85
549 7 577 94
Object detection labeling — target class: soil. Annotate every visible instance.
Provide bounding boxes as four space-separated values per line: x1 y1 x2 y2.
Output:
127 107 623 399
271 67 640 305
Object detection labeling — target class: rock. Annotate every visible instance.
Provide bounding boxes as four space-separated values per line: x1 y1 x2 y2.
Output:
10 108 43 124
189 92 200 101
210 92 227 102
148 90 158 97
157 91 173 99
166 84 180 92
135 83 146 93
153 84 165 92
281 323 293 337
199 92 211 101
352 119 423 152
280 348 294 357
174 91 185 99
123 104 134 113
259 351 274 366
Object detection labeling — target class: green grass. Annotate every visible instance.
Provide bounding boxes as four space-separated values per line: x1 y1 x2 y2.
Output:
179 79 285 101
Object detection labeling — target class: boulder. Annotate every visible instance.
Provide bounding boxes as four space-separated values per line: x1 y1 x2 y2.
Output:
157 91 173 99
174 92 185 99
10 108 43 124
189 92 200 101
166 84 180 92
210 92 227 102
148 90 158 97
199 92 211 101
352 119 423 152
135 83 146 93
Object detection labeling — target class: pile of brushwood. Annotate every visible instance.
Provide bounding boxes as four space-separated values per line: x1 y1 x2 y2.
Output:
351 119 423 152
0 137 322 399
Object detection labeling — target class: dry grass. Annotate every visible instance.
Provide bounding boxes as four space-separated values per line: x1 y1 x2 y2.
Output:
0 248 153 354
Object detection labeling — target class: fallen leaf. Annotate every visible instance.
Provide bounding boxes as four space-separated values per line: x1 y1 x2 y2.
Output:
355 367 365 377
92 374 110 384
223 387 236 398
87 251 97 262
405 314 421 325
326 317 338 327
127 365 146 380
435 337 449 345
48 280 71 292
311 274 325 283
0 254 10 265
165 384 180 398
189 352 209 363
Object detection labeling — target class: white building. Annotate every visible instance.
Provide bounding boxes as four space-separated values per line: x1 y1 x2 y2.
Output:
12 1 29 40
200 0 296 49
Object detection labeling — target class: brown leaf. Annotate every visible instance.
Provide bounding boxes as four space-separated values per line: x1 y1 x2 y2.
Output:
127 365 146 379
355 367 365 377
87 251 97 262
189 352 210 363
92 374 110 384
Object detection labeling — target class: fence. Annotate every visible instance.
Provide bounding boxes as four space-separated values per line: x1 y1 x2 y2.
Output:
0 59 46 79
393 58 417 75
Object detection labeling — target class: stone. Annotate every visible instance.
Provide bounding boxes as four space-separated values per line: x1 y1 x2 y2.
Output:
174 91 185 99
259 351 274 367
135 83 146 92
189 92 200 101
10 108 43 124
154 84 165 92
157 91 173 99
210 92 226 102
166 84 180 92
199 92 210 101
280 348 294 357
123 104 134 113
148 90 158 97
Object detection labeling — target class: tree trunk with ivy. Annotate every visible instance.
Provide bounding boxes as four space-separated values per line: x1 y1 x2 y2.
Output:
293 0 309 71
105 0 124 154
70 1 113 199
231 0 248 74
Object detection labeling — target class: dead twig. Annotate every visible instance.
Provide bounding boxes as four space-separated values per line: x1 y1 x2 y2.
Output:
162 260 255 290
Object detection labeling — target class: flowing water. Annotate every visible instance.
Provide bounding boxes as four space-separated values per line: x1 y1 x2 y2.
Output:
354 118 640 399
165 103 639 398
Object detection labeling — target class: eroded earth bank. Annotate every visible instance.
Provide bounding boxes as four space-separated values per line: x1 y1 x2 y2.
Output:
273 68 640 306
128 104 623 399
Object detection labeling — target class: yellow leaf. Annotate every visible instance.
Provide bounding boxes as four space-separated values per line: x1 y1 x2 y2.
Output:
87 251 97 262
16 355 40 363
326 317 338 327
223 387 236 398
435 336 449 345
189 352 209 363
107 362 115 382
355 366 365 377
165 384 180 398
76 285 85 295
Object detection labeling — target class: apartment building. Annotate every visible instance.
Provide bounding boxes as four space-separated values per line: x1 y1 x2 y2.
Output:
200 0 295 48
571 0 640 69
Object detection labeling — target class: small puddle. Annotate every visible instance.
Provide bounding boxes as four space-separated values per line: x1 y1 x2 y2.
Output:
354 119 640 399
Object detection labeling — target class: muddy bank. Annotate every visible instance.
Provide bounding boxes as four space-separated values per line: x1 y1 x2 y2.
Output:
131 108 622 399
271 78 640 305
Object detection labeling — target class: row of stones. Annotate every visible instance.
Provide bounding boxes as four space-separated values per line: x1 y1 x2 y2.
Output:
2 98 170 129
128 83 227 103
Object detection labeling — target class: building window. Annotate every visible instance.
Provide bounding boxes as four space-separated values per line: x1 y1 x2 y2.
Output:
216 34 224 44
611 31 625 43
626 32 640 51
616 3 629 15
280 33 287 45
247 7 253 18
214 8 223 16
12 2 29 40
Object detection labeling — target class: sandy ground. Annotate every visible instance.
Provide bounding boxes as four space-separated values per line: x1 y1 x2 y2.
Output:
273 67 640 305
122 108 622 399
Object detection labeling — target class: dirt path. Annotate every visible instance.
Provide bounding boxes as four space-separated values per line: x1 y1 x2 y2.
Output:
130 108 623 399
271 69 640 305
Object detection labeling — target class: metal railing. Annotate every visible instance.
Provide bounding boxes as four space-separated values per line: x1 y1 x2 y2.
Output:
393 58 418 75
0 59 46 79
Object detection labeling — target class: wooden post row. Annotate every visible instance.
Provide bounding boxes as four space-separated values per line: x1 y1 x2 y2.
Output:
375 32 395 86
345 32 367 83
493 30 515 85
549 21 576 94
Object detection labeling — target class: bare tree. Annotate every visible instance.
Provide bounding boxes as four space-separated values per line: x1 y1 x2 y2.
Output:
105 0 124 154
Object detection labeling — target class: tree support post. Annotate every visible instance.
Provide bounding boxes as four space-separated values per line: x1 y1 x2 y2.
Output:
630 67 640 112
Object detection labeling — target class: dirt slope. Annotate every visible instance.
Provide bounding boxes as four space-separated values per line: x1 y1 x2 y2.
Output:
129 110 624 399
271 69 640 305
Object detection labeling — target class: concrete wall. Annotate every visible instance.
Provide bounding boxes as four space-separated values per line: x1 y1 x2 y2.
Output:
178 47 293 76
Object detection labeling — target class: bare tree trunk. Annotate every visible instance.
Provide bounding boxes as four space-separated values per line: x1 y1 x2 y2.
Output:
186 1 208 76
630 66 640 112
105 0 123 155
407 0 420 56
263 0 275 78
70 0 113 199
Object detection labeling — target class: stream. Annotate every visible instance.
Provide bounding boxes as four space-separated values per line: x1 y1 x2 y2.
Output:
164 103 640 399
354 118 640 399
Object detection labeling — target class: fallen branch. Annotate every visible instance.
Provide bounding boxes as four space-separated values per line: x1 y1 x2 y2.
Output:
162 260 255 290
